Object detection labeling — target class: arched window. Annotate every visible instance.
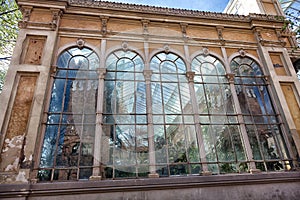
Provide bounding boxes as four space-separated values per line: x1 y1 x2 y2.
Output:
231 56 289 171
191 55 246 174
103 50 147 178
39 47 100 181
150 52 199 176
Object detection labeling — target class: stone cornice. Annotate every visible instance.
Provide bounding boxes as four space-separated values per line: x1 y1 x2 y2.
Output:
68 0 284 23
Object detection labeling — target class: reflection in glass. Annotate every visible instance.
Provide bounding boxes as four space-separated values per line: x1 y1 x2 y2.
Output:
151 52 198 176
231 56 288 171
103 50 148 179
39 47 99 181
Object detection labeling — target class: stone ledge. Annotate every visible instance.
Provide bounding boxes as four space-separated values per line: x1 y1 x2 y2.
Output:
0 171 299 199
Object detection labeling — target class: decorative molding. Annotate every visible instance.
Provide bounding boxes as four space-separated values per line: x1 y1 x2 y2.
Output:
216 26 225 45
180 23 188 38
141 19 150 34
100 16 109 35
226 73 235 83
50 9 63 31
275 29 286 47
18 6 32 29
76 38 85 49
202 47 210 56
143 70 153 81
238 49 246 57
253 28 264 45
97 68 107 79
68 0 285 23
163 44 170 54
50 65 57 76
121 41 129 52
186 71 195 82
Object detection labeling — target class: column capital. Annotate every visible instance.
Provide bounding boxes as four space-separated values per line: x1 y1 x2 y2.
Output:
97 68 107 79
143 69 153 81
186 71 195 82
226 73 235 83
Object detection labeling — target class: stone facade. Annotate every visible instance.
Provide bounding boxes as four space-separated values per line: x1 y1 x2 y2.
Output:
0 0 299 199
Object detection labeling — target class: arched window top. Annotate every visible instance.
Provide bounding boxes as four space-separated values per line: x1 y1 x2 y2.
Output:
57 47 99 70
150 52 186 73
191 55 226 75
106 50 144 72
230 56 263 77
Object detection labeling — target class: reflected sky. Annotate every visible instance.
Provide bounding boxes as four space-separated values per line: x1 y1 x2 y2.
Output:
101 0 230 12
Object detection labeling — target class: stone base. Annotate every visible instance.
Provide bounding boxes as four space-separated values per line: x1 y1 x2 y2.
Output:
148 173 159 178
250 169 261 174
201 171 212 176
89 176 102 181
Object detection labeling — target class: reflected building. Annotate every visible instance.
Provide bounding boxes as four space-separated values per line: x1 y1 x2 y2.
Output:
0 0 300 199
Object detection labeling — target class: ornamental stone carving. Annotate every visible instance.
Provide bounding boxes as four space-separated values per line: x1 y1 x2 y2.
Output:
202 47 210 56
18 6 32 28
76 38 85 49
122 42 129 52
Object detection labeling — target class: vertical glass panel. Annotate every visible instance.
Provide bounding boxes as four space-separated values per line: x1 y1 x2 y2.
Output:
154 125 167 163
40 125 59 167
246 125 262 160
49 78 65 112
194 84 208 114
167 125 186 163
186 125 200 163
176 58 186 73
230 125 246 161
150 56 161 72
180 83 192 114
151 83 163 114
136 125 149 164
201 125 217 162
215 125 235 162
40 47 99 181
162 83 181 114
103 81 115 114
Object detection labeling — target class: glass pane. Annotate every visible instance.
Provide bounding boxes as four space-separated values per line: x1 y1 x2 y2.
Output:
162 83 181 114
194 84 208 114
151 83 163 114
167 125 186 163
246 125 262 160
161 61 176 73
117 58 134 71
201 125 217 162
215 125 235 162
230 125 246 161
186 125 200 163
154 125 167 163
40 125 59 167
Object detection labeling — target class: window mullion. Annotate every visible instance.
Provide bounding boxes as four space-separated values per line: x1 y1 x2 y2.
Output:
91 68 106 179
226 73 259 173
186 71 211 175
143 69 159 177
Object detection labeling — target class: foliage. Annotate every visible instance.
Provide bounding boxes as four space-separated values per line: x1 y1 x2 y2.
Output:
285 11 300 46
0 0 21 93
0 68 6 92
0 0 21 56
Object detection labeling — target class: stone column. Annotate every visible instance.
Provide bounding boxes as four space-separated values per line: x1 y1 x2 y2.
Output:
90 68 106 180
186 71 211 175
90 39 107 180
143 70 159 178
226 73 259 173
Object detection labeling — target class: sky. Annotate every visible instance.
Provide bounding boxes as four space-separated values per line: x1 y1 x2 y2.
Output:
103 0 231 12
